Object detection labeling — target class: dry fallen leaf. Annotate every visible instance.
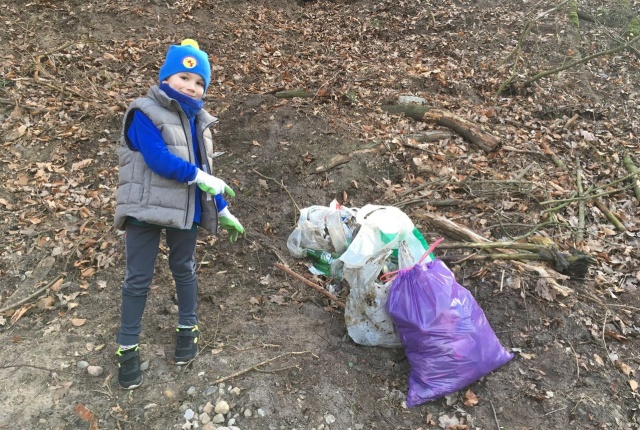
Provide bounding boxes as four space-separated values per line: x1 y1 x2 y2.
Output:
37 296 56 310
81 267 96 278
615 360 634 376
594 354 604 367
269 295 286 305
71 159 93 171
74 403 95 422
51 381 73 402
629 380 638 392
10 305 30 325
463 389 479 407
534 278 557 302
71 318 87 327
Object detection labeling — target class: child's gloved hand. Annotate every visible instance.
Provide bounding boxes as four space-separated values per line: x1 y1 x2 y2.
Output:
193 169 235 197
218 207 244 242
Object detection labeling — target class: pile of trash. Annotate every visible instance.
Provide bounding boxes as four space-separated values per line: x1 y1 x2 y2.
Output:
286 200 513 407
287 200 432 348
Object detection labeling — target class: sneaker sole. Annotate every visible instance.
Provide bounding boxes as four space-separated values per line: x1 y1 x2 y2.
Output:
174 358 194 365
120 374 143 390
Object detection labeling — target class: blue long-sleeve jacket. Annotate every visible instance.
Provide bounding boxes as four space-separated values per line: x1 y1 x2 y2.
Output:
126 110 227 224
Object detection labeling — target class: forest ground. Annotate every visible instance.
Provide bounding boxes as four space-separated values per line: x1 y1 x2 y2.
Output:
1 0 640 429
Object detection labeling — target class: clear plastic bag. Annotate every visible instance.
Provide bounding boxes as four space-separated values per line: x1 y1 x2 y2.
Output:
286 200 355 258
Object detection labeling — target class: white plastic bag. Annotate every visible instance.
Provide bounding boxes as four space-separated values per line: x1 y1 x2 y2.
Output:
341 205 432 348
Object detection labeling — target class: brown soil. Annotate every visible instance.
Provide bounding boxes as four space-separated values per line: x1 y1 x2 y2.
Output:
1 1 639 430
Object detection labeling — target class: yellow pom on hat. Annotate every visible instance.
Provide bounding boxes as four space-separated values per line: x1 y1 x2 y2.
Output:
181 39 200 49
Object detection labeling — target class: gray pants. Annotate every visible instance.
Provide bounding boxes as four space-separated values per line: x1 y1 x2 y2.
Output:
117 223 199 346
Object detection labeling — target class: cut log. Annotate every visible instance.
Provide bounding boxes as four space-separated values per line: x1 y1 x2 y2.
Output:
381 105 501 152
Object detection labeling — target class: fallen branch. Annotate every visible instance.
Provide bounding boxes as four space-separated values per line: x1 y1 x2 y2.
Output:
437 241 595 278
274 263 346 308
539 141 565 169
393 198 465 209
314 154 352 173
622 152 640 202
314 142 384 174
522 34 640 87
210 351 317 384
593 198 626 232
273 89 314 99
381 105 501 152
414 211 573 295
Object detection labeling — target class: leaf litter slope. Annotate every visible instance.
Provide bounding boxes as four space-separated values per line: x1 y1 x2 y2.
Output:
0 0 639 429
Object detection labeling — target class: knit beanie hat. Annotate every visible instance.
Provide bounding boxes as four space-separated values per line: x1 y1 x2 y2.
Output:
159 39 211 91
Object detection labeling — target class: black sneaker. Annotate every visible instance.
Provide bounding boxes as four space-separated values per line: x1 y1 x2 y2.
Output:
174 325 199 365
117 346 142 389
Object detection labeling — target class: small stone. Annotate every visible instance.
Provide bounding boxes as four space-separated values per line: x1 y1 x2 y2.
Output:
140 360 150 371
184 409 195 420
164 390 175 399
227 418 236 426
187 386 197 396
257 408 266 417
202 424 216 430
211 413 225 424
325 414 336 424
181 422 192 430
86 366 104 376
76 361 89 370
214 400 229 415
243 408 252 417
203 386 216 396
199 413 210 424
228 427 240 430
203 402 213 414
230 387 241 396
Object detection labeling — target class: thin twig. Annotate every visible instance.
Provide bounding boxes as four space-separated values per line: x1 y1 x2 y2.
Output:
565 338 580 384
32 40 83 57
539 185 631 205
0 274 64 314
489 399 501 430
576 158 585 242
0 364 56 372
210 351 317 384
523 34 640 86
603 310 610 361
253 169 300 212
274 263 345 308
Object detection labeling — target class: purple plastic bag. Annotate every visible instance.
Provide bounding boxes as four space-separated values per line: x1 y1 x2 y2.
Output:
386 258 513 407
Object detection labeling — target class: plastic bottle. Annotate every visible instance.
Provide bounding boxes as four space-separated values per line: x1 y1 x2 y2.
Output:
306 249 344 279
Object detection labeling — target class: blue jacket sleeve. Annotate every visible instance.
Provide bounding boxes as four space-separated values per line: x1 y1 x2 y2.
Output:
215 194 228 212
127 110 198 183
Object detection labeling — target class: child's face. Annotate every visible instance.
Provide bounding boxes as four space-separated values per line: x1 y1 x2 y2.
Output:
163 72 205 100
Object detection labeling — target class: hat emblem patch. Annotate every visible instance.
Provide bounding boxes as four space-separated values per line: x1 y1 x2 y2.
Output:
182 56 197 69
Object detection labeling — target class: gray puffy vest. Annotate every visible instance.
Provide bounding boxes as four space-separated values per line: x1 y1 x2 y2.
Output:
114 85 219 233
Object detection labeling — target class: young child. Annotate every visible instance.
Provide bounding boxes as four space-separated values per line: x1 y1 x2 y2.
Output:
113 39 244 389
